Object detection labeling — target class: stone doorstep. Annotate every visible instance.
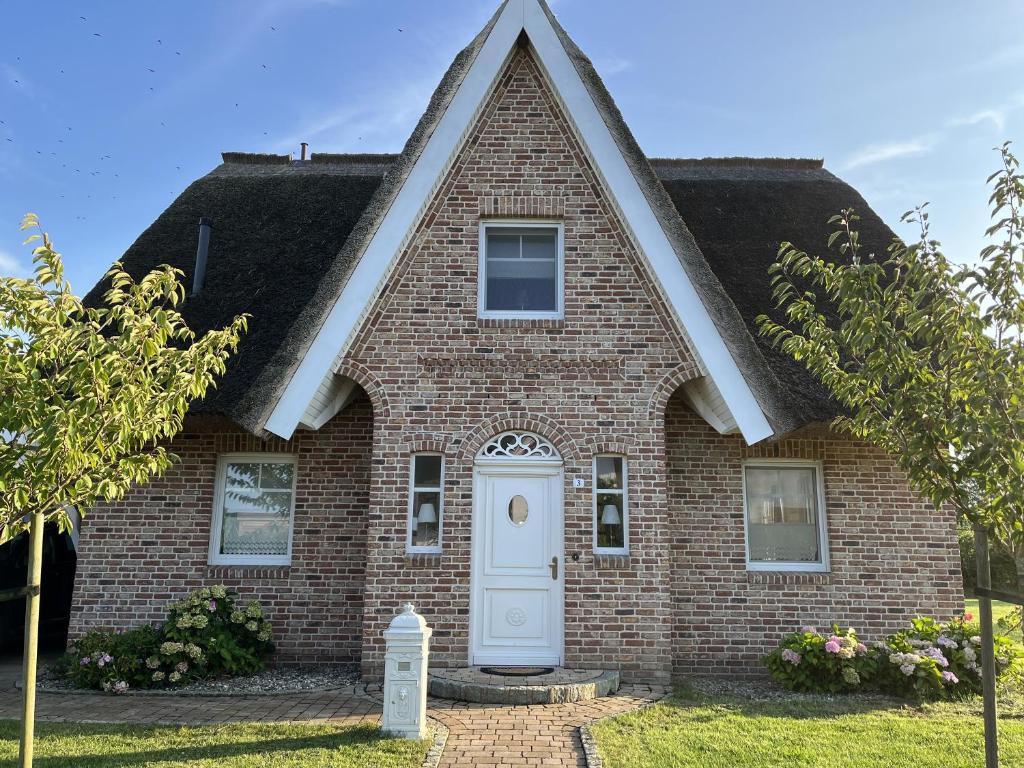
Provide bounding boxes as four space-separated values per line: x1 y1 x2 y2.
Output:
427 667 620 705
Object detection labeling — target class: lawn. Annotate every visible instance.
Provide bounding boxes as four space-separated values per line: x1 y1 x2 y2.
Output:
0 720 429 768
965 598 1022 641
590 685 1024 768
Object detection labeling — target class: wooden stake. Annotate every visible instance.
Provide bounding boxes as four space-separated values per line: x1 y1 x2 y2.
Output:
18 512 44 768
975 525 999 768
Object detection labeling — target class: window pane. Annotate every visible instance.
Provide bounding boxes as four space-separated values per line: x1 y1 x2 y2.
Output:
225 462 261 491
521 233 557 260
414 455 442 488
260 462 294 489
412 490 441 548
486 274 557 311
484 228 558 312
596 492 624 549
486 233 521 259
595 457 623 490
745 466 820 563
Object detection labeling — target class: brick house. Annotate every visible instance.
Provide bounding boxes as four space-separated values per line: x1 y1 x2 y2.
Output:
71 0 961 683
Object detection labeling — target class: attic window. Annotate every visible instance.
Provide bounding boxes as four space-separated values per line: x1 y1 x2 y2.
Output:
479 222 563 319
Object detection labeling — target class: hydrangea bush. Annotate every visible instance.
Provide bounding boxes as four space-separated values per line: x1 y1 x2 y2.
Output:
765 613 1022 700
874 615 1020 699
61 586 274 693
764 625 875 693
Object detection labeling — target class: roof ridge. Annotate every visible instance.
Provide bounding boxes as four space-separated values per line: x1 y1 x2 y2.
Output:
649 157 823 170
221 152 292 165
311 152 399 164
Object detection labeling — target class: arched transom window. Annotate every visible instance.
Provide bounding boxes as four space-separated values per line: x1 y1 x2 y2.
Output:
478 431 561 460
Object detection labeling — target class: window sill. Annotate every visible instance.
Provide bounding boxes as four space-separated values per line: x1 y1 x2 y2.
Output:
404 553 443 567
592 553 631 570
746 570 833 586
477 317 565 329
205 564 291 580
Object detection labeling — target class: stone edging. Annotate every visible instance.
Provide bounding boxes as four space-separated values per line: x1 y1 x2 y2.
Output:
422 719 450 768
577 692 668 768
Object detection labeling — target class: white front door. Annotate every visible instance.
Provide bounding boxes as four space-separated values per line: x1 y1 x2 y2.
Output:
471 463 563 666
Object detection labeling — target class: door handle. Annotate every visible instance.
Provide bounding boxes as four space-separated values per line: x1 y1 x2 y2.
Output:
550 556 559 580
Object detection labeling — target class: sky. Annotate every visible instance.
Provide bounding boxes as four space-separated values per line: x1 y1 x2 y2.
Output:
1 0 1022 293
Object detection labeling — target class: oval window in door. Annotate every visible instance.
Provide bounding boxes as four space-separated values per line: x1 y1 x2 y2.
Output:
508 495 529 526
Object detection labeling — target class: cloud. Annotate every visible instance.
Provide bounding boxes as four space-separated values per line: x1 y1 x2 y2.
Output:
0 248 27 277
841 134 939 171
948 108 1007 133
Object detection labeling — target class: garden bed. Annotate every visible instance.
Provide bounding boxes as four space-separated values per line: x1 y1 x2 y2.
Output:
38 663 361 696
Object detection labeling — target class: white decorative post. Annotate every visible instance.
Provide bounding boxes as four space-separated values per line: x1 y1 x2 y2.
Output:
382 603 432 739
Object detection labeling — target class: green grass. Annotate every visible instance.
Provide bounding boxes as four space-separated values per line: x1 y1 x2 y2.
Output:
590 688 1024 768
965 598 1022 641
0 720 429 768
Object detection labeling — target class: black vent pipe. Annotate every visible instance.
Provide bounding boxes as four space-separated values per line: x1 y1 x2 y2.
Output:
191 217 212 296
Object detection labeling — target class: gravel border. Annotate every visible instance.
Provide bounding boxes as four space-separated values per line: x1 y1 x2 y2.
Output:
35 664 361 697
422 720 450 768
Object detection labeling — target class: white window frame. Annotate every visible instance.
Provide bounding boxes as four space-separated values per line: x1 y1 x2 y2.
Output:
741 458 830 572
593 454 629 555
407 453 445 554
478 220 565 320
208 453 298 566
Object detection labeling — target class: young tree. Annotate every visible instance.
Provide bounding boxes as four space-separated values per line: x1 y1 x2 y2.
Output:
758 143 1022 767
0 214 246 767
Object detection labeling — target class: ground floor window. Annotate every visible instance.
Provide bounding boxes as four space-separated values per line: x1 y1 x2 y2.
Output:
743 460 828 571
408 453 444 553
208 454 297 566
594 455 628 554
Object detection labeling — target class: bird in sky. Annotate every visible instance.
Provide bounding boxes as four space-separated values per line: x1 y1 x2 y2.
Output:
147 67 156 73
93 33 102 38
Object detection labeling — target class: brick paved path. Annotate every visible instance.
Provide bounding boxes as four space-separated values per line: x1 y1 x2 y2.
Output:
0 665 666 766
426 685 665 768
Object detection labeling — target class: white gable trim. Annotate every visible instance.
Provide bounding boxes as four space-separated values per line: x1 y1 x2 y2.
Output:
264 0 773 444
263 2 525 438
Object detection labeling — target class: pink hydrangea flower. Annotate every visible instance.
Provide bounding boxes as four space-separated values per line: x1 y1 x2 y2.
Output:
824 639 842 654
781 648 802 665
942 671 959 684
855 643 868 654
801 626 817 634
208 599 217 612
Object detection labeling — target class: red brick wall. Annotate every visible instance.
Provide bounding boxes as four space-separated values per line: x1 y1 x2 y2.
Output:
69 397 374 665
666 392 963 676
345 45 695 683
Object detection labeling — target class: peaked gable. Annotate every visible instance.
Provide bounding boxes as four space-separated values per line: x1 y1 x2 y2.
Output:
261 0 780 444
345 45 695 396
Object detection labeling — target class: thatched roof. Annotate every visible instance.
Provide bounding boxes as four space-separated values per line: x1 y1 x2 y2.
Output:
83 155 390 426
85 152 893 434
651 158 895 426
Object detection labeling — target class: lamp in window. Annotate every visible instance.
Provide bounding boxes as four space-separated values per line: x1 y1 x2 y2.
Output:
417 502 437 525
601 503 621 526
